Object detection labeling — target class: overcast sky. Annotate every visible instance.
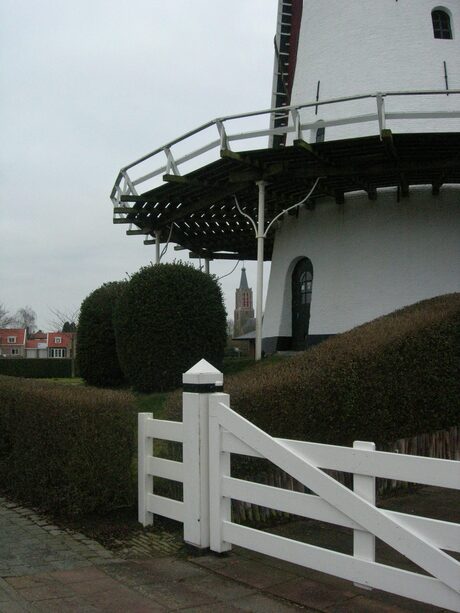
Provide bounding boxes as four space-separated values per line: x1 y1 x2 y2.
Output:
0 0 278 330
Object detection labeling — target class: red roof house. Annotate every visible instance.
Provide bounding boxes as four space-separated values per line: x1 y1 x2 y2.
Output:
0 328 27 358
47 332 75 358
0 329 76 359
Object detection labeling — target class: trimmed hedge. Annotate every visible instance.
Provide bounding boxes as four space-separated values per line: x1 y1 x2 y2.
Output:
0 376 137 516
164 293 460 447
114 263 227 392
77 281 126 387
0 359 72 378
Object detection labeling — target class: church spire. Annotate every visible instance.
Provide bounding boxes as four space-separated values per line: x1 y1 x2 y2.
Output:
239 266 249 290
234 265 254 337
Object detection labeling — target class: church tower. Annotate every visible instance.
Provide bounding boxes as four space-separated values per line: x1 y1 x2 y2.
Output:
233 267 255 337
262 0 460 352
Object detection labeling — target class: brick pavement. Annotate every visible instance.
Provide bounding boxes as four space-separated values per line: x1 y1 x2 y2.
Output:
0 496 451 612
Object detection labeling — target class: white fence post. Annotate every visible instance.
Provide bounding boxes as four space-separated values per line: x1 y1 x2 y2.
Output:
353 440 376 589
138 412 154 527
209 393 232 553
182 359 223 550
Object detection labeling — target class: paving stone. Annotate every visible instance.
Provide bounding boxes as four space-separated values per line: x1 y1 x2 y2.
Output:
0 602 27 613
347 589 448 613
17 582 74 602
233 592 310 611
0 586 15 603
266 577 356 611
32 596 101 612
66 576 122 596
132 580 217 610
49 567 108 584
191 553 246 571
99 558 207 586
180 603 241 612
212 557 297 589
49 560 93 572
82 584 166 612
5 575 54 590
325 594 413 612
181 573 256 602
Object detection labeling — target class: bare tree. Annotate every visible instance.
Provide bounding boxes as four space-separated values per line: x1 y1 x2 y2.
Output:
48 307 80 332
226 318 234 337
15 306 37 334
0 303 15 328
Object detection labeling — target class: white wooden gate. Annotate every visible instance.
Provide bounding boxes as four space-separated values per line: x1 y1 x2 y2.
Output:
138 360 460 612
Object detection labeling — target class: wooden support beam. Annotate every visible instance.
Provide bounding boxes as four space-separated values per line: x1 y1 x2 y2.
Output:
126 229 149 236
335 189 345 205
400 178 410 198
432 177 444 195
163 174 192 184
294 139 335 166
120 195 150 203
113 218 132 225
381 129 409 197
113 206 135 214
367 187 377 201
221 148 263 171
381 129 398 161
229 169 261 183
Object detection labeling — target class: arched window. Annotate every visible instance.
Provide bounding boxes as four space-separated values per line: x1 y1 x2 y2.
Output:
291 258 313 350
316 126 325 143
432 9 452 39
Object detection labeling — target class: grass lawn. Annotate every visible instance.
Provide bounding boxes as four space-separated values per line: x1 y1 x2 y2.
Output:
134 391 168 418
40 377 85 386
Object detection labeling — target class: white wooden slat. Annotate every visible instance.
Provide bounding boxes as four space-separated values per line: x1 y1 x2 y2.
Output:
280 440 460 490
385 510 460 554
138 413 154 527
227 126 293 142
146 493 184 523
222 431 262 457
209 396 232 553
222 476 460 553
221 431 460 490
148 457 183 483
386 111 460 120
143 418 183 442
222 476 359 528
216 403 460 594
300 112 378 130
132 164 167 186
222 522 460 612
353 440 376 582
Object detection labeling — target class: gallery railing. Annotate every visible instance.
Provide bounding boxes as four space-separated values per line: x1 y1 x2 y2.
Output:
111 89 460 214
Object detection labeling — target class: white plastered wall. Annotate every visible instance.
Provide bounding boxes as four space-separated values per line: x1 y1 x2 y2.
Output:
289 0 460 140
263 186 460 338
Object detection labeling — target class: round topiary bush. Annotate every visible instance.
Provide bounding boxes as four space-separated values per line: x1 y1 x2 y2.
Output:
114 263 227 392
77 281 126 387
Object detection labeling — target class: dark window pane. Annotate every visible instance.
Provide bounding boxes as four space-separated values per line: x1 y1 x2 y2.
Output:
432 10 452 39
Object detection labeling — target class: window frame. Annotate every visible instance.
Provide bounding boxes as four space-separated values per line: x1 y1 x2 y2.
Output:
432 8 453 40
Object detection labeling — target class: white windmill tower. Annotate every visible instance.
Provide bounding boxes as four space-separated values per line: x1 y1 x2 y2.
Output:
262 0 460 352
